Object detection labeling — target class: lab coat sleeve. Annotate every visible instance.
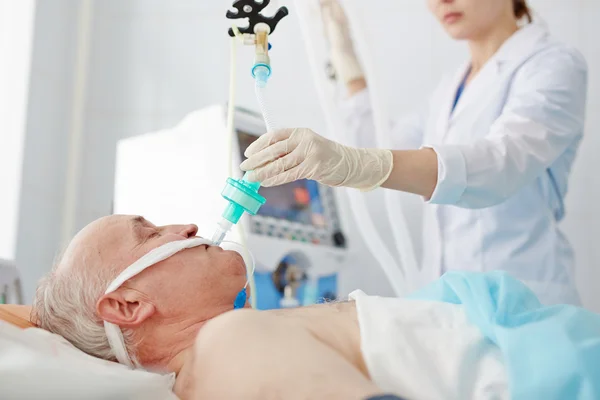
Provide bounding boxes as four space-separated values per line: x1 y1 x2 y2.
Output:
427 48 588 208
338 89 424 150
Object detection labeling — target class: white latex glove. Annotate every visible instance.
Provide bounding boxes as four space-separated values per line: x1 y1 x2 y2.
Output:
239 128 393 191
320 0 364 84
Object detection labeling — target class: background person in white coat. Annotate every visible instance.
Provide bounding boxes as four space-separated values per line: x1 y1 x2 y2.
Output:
241 0 588 305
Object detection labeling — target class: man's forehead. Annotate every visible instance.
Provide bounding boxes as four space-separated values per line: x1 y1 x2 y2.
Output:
86 215 138 238
94 215 145 250
60 215 141 266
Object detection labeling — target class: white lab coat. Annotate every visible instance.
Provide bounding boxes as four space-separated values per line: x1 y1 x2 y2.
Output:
340 24 588 305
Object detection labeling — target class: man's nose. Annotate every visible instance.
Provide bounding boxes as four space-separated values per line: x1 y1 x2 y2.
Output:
163 224 198 237
181 224 198 238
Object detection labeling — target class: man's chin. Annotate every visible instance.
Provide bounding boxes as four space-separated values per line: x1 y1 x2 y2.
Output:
226 251 248 277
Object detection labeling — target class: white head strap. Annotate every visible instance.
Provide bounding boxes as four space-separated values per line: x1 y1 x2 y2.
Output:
103 238 253 368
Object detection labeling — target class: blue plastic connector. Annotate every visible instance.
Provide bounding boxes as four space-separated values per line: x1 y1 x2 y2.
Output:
233 288 247 309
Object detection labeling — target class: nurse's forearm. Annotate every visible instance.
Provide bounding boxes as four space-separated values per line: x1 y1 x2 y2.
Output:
381 149 438 200
347 77 367 96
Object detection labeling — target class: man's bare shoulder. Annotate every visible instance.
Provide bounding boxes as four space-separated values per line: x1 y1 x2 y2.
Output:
265 300 356 319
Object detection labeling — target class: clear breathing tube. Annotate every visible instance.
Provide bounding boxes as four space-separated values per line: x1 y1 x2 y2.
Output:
255 78 276 132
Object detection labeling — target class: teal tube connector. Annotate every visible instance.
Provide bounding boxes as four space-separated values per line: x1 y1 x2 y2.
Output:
252 63 271 88
220 172 266 224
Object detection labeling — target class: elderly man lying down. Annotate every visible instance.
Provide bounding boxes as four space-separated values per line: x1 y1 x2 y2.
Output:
32 215 600 400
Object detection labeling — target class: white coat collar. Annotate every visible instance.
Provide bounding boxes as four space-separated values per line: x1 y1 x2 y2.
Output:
493 22 549 66
447 22 549 124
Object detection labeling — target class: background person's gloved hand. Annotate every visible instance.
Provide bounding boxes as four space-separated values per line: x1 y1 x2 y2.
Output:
240 128 393 191
320 0 364 84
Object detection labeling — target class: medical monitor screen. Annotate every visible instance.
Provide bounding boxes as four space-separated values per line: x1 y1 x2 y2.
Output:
237 130 327 228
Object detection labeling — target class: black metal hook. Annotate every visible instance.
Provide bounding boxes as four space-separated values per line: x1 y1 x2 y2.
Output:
226 0 289 37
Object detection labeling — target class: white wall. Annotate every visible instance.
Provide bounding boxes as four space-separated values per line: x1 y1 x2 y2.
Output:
16 0 600 307
0 1 35 260
15 1 83 301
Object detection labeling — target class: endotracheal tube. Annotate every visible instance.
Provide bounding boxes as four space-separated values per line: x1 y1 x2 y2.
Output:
211 24 275 246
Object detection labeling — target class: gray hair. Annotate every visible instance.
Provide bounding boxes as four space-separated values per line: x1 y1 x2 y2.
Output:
32 252 138 363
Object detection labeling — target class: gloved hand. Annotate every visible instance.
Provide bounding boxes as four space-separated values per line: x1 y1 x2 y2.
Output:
239 128 393 191
320 0 364 84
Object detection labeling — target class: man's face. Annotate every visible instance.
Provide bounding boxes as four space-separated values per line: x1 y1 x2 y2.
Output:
63 215 249 325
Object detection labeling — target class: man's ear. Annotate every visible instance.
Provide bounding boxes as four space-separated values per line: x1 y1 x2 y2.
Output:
96 289 155 328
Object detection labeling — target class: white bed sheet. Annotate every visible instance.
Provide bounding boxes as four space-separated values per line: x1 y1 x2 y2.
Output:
0 322 178 400
351 290 509 400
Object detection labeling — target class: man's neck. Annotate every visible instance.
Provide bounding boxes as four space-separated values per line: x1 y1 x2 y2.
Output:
171 347 198 400
145 319 208 374
166 343 195 374
149 304 238 373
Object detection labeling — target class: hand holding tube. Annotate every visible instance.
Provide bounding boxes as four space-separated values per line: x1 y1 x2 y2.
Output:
240 128 393 191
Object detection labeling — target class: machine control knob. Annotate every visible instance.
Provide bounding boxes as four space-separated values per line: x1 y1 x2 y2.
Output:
332 231 346 248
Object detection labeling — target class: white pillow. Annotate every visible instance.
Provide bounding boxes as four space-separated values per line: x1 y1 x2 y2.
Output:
0 322 179 400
